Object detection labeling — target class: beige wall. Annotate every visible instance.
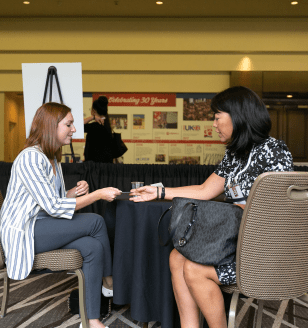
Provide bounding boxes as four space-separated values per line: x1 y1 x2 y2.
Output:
1 17 308 160
1 18 308 93
4 94 25 162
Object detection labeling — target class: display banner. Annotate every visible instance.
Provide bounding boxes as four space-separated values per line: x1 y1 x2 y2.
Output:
62 93 226 165
93 93 176 107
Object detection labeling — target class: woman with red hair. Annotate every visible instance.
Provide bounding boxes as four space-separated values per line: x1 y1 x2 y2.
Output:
0 102 120 328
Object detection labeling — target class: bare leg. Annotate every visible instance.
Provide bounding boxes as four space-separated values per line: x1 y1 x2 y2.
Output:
183 260 227 328
103 276 113 289
169 249 200 328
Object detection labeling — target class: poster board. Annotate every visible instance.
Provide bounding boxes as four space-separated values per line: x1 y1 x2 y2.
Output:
22 62 84 138
62 93 226 164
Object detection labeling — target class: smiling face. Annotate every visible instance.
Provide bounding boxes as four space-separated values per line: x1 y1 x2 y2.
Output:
56 112 76 146
213 111 233 143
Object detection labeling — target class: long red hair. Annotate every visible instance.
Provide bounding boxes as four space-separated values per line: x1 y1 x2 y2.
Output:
24 102 71 162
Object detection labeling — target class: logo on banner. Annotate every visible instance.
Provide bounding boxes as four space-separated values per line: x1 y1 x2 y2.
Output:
183 125 201 131
204 127 213 138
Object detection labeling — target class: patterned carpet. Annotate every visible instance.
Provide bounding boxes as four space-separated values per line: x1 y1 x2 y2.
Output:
1 271 308 328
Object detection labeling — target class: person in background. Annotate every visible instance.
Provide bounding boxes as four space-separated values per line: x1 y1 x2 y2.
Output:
84 96 114 163
0 103 121 328
130 86 294 328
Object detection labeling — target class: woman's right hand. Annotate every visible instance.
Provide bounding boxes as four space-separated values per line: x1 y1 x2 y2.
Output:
94 115 106 125
99 187 122 202
129 186 157 202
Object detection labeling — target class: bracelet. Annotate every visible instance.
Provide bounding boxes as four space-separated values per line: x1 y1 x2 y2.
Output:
157 187 159 200
161 187 165 200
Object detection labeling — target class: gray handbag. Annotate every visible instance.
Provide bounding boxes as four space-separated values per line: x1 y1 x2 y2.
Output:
158 197 243 266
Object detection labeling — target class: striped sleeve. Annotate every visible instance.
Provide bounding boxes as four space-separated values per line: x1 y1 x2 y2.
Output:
17 150 76 219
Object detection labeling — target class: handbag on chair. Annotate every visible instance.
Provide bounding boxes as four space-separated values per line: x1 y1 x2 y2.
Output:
158 197 243 266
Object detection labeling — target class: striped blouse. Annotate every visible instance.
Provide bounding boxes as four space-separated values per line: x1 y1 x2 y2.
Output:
0 147 76 280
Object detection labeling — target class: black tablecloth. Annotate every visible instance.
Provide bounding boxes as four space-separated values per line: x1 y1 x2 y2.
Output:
110 199 180 328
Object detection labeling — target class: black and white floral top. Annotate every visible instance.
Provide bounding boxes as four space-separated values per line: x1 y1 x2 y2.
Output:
215 137 294 199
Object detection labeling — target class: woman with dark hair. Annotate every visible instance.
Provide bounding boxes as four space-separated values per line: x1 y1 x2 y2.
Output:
0 102 121 328
130 86 294 328
84 96 114 163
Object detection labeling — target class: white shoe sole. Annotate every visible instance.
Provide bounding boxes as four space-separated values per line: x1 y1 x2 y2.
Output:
102 285 113 297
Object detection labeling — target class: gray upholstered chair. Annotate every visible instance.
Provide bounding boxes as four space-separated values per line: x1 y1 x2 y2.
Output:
0 190 90 328
219 171 308 328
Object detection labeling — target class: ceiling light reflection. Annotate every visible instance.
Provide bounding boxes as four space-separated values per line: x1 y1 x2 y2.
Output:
237 56 253 71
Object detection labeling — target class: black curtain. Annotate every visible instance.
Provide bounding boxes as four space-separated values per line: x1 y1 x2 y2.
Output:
1 160 307 202
0 162 15 198
61 161 217 191
55 161 308 196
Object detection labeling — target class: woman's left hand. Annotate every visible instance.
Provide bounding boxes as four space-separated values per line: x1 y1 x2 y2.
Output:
75 180 89 197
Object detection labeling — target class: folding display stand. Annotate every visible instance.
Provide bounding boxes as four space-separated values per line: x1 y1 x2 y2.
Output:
42 66 76 163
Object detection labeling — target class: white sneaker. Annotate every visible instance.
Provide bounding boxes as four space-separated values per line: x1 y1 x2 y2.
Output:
102 285 113 297
79 323 109 328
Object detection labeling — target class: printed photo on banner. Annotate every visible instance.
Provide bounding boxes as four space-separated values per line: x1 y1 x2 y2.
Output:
153 111 178 129
155 154 166 162
169 156 201 165
183 98 214 121
133 114 145 129
110 114 127 129
204 126 213 138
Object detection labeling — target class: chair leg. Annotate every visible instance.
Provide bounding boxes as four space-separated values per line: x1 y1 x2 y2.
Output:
101 298 112 320
0 272 10 318
272 299 289 328
255 300 264 328
228 291 239 328
298 293 308 303
74 269 90 328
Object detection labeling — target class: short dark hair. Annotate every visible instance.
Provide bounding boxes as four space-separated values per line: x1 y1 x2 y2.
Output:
211 86 271 157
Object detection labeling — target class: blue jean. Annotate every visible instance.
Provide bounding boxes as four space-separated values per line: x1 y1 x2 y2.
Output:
34 213 112 319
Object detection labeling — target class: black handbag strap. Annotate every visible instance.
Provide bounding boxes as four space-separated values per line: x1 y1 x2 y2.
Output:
158 205 172 246
224 197 247 203
158 202 198 247
178 204 198 247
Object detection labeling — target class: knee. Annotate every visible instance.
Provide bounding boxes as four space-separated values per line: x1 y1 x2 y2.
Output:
183 260 200 286
183 261 216 289
80 237 104 260
87 213 107 230
169 249 186 275
89 213 104 225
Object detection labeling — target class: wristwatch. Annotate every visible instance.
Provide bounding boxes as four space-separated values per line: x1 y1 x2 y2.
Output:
161 187 165 199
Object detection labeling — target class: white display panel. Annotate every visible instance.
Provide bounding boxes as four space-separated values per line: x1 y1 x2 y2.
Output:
22 62 84 138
